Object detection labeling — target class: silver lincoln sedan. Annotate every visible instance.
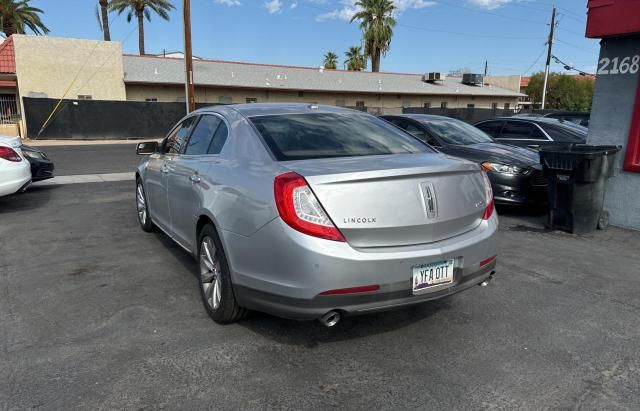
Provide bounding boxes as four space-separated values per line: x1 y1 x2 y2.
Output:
135 103 498 326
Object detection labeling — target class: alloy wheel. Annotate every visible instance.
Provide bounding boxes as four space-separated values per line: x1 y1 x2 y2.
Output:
136 184 147 225
200 236 222 310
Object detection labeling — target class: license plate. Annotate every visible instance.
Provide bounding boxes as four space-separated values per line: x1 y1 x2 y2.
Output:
412 260 455 293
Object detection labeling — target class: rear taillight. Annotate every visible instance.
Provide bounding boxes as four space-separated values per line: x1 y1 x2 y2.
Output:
0 146 21 162
481 169 495 220
274 172 345 242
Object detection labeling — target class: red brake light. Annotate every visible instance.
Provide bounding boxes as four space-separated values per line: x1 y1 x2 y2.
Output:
481 169 495 220
480 255 497 267
274 172 345 242
0 146 22 162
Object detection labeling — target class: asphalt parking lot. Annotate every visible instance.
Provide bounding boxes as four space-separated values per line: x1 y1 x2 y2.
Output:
1 145 639 409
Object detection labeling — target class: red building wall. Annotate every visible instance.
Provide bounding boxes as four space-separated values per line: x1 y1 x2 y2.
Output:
586 0 640 38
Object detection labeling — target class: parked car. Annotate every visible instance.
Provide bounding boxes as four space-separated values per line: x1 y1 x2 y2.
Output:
474 117 587 149
381 114 547 206
0 136 31 197
135 104 498 326
543 111 590 127
510 112 590 127
20 144 55 181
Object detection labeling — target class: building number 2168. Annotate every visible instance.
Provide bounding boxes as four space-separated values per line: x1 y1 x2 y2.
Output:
597 55 640 75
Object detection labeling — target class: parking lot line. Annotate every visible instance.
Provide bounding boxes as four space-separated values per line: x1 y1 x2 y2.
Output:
34 172 134 186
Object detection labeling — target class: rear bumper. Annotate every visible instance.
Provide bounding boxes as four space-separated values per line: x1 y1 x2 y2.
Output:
223 213 498 320
235 261 496 320
0 161 31 197
29 158 55 181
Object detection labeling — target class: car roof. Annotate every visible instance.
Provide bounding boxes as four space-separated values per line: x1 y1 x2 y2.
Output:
193 103 361 118
488 116 579 126
381 113 455 122
543 111 589 116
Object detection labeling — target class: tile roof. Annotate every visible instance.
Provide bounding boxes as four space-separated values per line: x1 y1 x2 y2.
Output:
0 36 15 74
123 55 524 98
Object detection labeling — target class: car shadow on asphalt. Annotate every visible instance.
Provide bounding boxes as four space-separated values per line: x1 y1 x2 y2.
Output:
0 184 55 214
238 299 452 347
148 223 454 345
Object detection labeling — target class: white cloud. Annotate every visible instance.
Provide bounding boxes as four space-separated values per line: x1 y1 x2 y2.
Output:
290 1 298 9
394 0 437 12
215 0 241 6
264 0 284 14
466 0 512 9
317 0 436 22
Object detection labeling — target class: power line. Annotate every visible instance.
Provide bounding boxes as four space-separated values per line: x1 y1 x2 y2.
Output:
552 54 595 76
428 0 549 26
556 26 587 38
523 46 548 75
397 23 542 40
301 2 543 41
556 12 586 24
554 38 599 53
557 6 587 21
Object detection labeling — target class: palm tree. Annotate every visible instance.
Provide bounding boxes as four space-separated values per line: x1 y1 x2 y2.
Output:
0 0 49 36
323 51 338 70
350 0 396 72
344 46 366 71
96 0 111 41
109 0 175 55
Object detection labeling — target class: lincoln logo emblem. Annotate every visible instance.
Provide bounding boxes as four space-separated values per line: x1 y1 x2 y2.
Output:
420 182 437 219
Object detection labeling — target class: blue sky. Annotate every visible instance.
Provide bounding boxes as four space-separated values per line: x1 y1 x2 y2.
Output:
30 0 599 76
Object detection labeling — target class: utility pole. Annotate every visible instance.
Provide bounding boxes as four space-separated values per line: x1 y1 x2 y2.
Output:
541 6 556 110
484 60 488 77
183 0 195 113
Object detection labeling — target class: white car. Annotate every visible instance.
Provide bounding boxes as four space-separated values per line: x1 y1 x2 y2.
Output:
0 136 31 197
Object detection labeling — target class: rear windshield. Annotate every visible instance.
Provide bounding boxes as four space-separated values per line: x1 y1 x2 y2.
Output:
249 112 432 161
541 123 587 143
421 118 494 145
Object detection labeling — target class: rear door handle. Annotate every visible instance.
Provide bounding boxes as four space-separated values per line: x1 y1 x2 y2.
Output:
189 174 201 183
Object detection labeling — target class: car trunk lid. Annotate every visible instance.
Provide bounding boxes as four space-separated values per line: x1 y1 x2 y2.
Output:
282 153 487 248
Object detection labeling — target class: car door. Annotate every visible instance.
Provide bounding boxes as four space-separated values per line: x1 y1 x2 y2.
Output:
144 117 195 231
495 120 551 149
167 114 227 250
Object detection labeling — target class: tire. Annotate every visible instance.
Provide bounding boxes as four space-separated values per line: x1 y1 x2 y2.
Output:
197 224 248 324
136 179 154 232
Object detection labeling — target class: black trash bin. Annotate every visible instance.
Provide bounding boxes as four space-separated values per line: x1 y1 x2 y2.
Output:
539 144 620 234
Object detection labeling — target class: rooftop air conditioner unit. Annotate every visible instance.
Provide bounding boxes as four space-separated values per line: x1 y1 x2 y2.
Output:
462 73 484 85
423 72 446 83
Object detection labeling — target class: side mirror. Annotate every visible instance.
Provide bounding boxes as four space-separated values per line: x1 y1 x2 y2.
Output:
136 141 158 155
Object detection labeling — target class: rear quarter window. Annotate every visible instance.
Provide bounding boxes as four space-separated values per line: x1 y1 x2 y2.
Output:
542 124 587 143
249 112 432 161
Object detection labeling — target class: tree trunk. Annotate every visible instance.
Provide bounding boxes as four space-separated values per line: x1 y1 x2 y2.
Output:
100 0 111 41
137 10 145 55
371 50 381 72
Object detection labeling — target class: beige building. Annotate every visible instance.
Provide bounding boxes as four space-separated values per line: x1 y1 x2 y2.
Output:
122 54 523 114
0 35 524 138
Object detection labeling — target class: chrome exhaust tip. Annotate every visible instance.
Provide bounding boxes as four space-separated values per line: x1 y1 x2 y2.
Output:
479 273 495 287
319 310 341 328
